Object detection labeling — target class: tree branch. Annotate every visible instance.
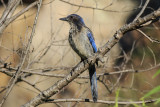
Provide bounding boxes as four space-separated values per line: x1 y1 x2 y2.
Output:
22 8 160 107
46 98 158 105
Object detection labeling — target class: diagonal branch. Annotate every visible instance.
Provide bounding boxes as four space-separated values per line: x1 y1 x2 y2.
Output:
22 8 160 107
133 0 150 21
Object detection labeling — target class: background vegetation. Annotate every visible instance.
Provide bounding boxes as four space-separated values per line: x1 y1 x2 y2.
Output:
0 0 160 107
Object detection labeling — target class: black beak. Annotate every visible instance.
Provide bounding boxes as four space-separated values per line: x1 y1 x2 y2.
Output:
59 17 68 21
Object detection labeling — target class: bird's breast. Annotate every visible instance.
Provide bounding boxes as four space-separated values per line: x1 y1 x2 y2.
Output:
68 29 94 59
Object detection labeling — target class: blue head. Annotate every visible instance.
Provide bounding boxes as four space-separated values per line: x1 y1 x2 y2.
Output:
60 14 85 28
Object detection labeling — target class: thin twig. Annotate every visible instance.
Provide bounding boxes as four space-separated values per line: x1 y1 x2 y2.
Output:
147 46 156 66
136 29 160 43
59 0 148 13
140 48 146 66
46 98 158 105
133 0 150 21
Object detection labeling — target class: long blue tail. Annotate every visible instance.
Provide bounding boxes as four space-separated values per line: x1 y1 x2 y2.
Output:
89 64 98 102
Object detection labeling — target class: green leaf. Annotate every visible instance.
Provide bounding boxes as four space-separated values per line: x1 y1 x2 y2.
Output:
114 88 120 107
154 98 160 105
141 86 160 100
132 103 141 107
152 69 160 79
141 99 147 107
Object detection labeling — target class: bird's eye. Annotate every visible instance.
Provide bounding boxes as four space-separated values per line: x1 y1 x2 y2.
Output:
70 16 73 19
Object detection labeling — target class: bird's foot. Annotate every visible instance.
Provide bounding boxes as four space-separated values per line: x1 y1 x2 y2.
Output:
88 57 96 65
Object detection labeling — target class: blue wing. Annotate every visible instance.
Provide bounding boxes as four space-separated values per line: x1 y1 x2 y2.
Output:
87 31 97 53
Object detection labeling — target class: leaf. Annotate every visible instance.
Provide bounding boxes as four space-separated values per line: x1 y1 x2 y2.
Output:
154 98 160 105
152 69 160 79
141 86 160 100
132 103 141 107
114 88 120 107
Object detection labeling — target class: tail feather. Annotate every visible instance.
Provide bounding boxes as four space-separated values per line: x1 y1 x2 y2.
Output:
89 64 98 102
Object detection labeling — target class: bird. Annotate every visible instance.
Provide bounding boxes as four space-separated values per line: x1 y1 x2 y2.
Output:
60 14 98 102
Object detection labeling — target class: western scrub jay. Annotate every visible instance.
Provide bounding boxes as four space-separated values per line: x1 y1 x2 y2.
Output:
60 14 98 102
